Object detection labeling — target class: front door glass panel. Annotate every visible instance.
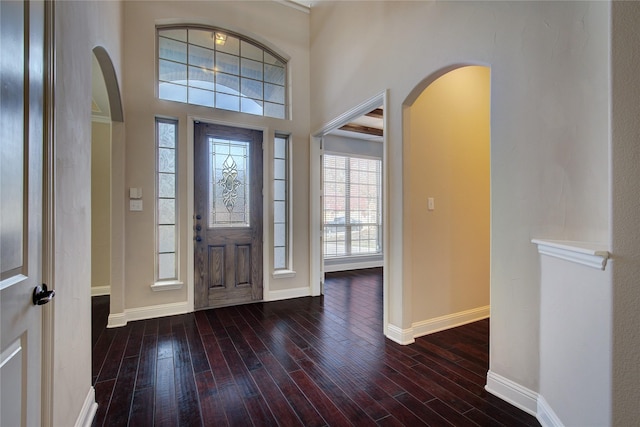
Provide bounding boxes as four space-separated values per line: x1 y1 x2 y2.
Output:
208 138 250 228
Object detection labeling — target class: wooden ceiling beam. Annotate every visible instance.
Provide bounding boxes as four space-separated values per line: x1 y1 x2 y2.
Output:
365 108 383 119
339 123 383 137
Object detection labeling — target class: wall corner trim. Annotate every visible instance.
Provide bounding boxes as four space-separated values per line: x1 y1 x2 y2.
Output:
485 370 538 416
412 305 490 338
537 394 565 427
531 239 610 270
386 323 415 345
74 386 98 427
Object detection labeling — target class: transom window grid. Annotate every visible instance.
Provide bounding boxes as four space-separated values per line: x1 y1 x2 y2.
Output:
323 154 382 258
156 119 178 281
157 26 287 119
273 135 289 270
208 138 251 228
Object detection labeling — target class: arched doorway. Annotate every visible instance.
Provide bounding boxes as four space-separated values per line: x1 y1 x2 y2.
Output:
90 47 124 332
403 65 491 336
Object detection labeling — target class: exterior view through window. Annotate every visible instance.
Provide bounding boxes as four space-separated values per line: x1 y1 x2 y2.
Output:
323 154 382 258
157 27 287 119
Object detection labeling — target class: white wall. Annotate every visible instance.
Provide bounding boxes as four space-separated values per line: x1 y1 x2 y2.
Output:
310 0 610 404
54 1 123 425
538 256 612 425
119 1 310 316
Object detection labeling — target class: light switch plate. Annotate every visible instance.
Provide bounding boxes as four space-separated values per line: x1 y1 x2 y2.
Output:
129 187 143 199
428 197 435 211
130 199 143 211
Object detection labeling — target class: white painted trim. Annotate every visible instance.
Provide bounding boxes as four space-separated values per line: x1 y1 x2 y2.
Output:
531 239 610 270
537 394 564 427
275 0 311 13
264 286 310 302
412 306 490 338
324 259 383 273
0 274 27 291
107 312 127 328
74 387 98 427
187 118 195 313
312 93 385 138
91 115 111 124
386 323 415 345
150 280 183 292
107 301 190 328
91 286 110 296
0 339 21 368
272 269 296 279
309 134 323 297
485 370 538 416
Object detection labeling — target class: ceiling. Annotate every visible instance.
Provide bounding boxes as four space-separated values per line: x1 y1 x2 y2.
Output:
328 108 384 142
285 0 314 8
92 54 111 122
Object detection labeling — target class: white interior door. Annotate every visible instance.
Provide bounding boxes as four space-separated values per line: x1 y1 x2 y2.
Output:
1 1 47 426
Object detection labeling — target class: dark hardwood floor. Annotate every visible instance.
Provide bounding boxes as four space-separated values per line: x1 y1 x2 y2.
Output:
92 268 539 426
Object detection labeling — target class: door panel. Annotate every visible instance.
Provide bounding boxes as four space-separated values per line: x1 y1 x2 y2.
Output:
194 123 263 309
1 1 46 426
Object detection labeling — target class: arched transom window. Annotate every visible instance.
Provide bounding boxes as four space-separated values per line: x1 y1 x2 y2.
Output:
157 26 287 119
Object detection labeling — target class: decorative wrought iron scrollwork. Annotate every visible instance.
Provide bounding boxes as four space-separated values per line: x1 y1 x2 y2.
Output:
218 155 242 211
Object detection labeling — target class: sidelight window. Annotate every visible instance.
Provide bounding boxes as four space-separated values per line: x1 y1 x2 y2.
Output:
156 118 178 281
273 134 290 271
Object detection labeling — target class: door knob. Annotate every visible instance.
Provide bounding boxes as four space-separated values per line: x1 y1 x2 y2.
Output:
195 236 202 242
196 225 202 231
195 214 202 220
33 284 55 306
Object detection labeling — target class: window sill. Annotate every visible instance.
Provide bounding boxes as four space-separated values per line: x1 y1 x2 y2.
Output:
272 270 296 279
151 280 184 292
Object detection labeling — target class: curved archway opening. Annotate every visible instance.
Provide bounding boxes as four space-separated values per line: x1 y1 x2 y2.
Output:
403 65 491 336
92 46 123 122
90 46 125 333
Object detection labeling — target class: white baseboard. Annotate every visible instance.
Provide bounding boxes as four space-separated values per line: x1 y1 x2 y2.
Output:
485 370 538 416
386 323 415 345
107 301 190 328
324 259 383 273
264 286 311 302
74 386 98 427
412 305 490 338
537 394 564 427
107 312 127 328
91 286 110 296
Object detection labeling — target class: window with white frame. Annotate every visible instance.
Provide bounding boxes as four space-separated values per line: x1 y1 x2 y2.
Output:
323 154 382 258
156 118 178 281
273 134 289 270
157 26 287 119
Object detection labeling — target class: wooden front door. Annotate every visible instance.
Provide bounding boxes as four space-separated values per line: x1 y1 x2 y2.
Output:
1 0 47 425
194 123 263 309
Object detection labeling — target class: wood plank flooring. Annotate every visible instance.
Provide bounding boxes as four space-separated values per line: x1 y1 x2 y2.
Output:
92 268 540 426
